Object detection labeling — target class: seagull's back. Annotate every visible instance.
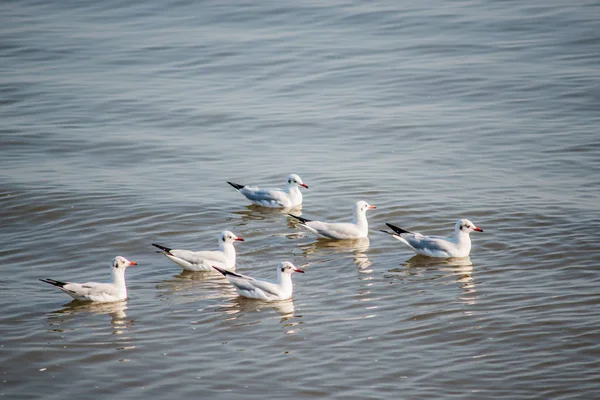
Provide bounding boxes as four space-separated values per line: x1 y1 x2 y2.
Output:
62 281 123 302
226 274 283 300
402 233 458 258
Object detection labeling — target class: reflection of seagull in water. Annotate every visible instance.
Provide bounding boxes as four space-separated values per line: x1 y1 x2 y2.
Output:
234 204 302 225
402 254 473 268
400 255 476 301
301 237 372 269
155 270 232 305
48 300 131 333
233 297 296 320
53 300 129 319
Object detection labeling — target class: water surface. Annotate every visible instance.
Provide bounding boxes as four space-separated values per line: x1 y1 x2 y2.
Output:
2 0 600 398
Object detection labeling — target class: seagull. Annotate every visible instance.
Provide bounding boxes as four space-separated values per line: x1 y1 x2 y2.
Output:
382 219 484 258
288 200 376 239
39 256 137 303
152 230 243 272
212 262 304 301
227 174 308 208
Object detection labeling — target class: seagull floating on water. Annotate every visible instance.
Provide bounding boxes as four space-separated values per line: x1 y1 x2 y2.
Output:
213 261 304 301
152 231 243 272
227 174 308 208
39 256 137 302
382 219 483 258
289 200 376 240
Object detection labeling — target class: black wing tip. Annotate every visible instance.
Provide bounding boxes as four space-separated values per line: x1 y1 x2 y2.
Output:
227 181 245 191
288 214 311 224
39 278 67 287
385 223 412 235
152 243 172 254
212 265 227 276
212 266 242 278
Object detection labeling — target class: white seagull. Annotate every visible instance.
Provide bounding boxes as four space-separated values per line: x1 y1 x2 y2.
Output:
213 262 304 301
39 256 137 303
227 174 308 208
289 200 376 240
152 231 243 272
382 219 484 258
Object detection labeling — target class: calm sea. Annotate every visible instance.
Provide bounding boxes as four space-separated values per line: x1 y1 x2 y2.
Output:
2 0 600 398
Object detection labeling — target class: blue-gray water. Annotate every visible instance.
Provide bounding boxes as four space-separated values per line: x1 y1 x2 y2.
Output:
2 0 600 398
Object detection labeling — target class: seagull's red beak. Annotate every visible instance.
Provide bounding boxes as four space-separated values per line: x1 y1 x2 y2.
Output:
294 268 305 273
368 205 377 210
300 183 309 189
129 261 138 266
235 237 245 241
473 226 483 232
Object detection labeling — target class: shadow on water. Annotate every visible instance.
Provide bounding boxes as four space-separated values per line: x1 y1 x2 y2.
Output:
385 255 476 300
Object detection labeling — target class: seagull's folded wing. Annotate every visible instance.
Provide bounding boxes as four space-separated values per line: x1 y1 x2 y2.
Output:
240 187 287 207
309 221 361 240
245 280 281 297
171 249 226 265
66 282 120 297
228 275 280 297
407 236 455 256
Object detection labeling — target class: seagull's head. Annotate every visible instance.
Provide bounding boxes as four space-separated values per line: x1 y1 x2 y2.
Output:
456 219 483 234
278 261 305 275
112 256 137 270
220 231 245 245
354 200 376 215
287 174 308 189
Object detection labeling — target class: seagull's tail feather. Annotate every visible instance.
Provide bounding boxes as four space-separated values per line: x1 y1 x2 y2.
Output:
385 223 413 235
227 181 245 191
212 266 243 278
288 214 312 224
39 278 68 288
152 243 173 254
